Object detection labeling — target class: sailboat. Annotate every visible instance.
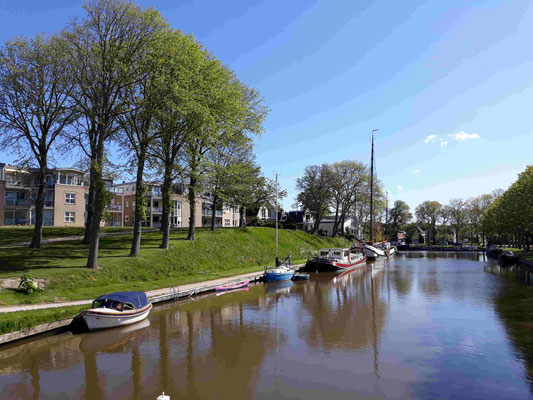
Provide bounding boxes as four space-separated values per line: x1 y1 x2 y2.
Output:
264 173 295 283
364 129 397 260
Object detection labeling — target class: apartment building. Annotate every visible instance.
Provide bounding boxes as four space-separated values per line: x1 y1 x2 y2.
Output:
0 163 89 227
107 182 240 229
0 162 241 229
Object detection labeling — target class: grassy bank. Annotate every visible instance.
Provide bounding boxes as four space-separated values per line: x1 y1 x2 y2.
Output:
0 227 348 306
0 305 90 335
0 226 134 245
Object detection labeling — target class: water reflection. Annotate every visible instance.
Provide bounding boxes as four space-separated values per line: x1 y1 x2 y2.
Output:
1 254 533 399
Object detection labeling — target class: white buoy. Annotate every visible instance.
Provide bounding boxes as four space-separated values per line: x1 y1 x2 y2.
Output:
157 392 170 400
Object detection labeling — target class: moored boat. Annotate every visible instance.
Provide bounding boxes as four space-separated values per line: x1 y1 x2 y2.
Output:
265 260 295 282
215 279 250 291
302 248 367 272
82 291 152 331
292 273 310 281
364 241 397 259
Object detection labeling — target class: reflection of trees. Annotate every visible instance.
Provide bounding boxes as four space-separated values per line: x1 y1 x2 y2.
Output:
298 269 388 351
493 280 533 392
419 268 440 297
392 267 413 297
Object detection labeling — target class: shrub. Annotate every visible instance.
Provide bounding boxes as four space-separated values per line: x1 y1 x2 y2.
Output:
18 274 38 295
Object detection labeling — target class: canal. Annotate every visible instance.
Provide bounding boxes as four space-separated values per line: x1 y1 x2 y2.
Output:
1 252 532 399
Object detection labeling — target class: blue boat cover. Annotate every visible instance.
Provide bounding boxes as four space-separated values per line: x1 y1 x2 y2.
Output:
95 291 149 309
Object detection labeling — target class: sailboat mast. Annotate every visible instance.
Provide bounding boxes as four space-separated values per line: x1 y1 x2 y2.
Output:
275 172 279 264
370 129 377 243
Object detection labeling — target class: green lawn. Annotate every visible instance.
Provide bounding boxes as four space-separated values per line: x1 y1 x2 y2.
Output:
0 227 348 306
0 305 89 335
0 226 134 245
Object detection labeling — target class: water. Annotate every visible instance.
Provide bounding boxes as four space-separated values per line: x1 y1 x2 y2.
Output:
1 252 532 399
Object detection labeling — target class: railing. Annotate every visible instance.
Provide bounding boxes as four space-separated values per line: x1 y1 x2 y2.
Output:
148 207 163 213
202 209 223 217
5 180 30 188
107 204 122 211
5 198 31 206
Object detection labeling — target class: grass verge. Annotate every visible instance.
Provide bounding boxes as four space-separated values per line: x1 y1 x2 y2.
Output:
0 227 348 306
0 305 89 335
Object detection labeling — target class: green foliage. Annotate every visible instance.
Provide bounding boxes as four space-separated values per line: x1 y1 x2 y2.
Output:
17 274 38 294
482 166 533 242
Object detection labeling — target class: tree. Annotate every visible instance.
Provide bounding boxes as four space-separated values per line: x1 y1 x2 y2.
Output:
183 61 267 241
149 32 206 249
118 26 172 257
447 198 467 243
329 160 368 237
415 201 442 244
296 164 333 234
64 0 168 268
0 34 75 248
389 200 412 237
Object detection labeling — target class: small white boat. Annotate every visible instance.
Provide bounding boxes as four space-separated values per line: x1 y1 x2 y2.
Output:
364 241 397 259
82 291 152 331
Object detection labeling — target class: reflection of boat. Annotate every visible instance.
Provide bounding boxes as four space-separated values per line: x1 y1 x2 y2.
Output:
216 279 250 291
302 248 366 272
82 291 152 331
265 280 294 295
79 318 151 353
216 287 249 296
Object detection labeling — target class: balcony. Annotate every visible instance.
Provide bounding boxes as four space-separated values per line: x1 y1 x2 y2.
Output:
202 209 223 217
148 206 163 214
149 190 162 197
107 204 122 211
5 180 30 188
5 198 31 206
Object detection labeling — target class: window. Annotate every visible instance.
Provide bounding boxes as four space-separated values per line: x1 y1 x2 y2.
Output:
126 201 129 208
64 211 75 223
225 218 230 227
125 215 129 223
65 193 76 204
261 209 266 218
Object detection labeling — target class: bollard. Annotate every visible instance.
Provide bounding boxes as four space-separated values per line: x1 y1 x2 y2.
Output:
157 392 170 400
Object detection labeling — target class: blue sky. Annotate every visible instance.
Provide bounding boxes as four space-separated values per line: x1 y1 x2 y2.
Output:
0 0 531 212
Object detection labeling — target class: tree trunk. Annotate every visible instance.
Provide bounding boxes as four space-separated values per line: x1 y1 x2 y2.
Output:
130 153 146 257
30 158 47 249
82 157 97 244
239 206 246 227
86 143 105 269
187 176 197 241
210 196 217 231
160 162 172 250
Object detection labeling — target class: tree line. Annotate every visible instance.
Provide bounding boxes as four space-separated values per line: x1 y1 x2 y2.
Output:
294 160 388 238
0 0 270 268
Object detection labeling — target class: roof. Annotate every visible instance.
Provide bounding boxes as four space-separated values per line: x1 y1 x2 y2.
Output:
95 291 149 308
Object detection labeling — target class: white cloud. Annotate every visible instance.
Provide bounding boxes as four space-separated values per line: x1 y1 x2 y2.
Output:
448 131 480 141
424 134 437 143
440 141 448 147
413 169 420 174
397 185 403 191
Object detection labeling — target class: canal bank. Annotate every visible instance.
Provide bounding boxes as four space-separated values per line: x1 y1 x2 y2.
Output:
0 264 307 346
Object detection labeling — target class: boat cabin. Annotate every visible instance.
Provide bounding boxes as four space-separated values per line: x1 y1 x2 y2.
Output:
317 248 360 263
91 291 150 312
